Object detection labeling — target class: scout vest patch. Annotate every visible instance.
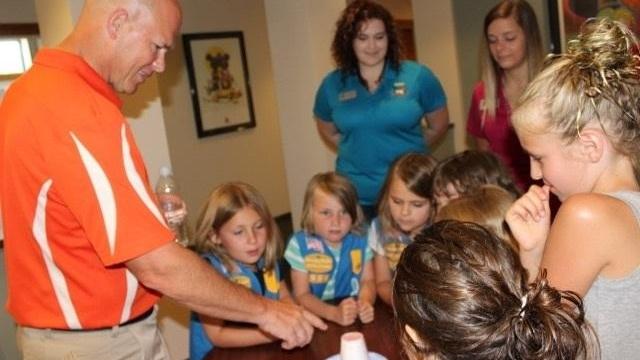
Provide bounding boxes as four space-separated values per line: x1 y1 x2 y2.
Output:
230 275 251 289
350 249 362 274
264 269 280 294
383 241 407 271
304 253 333 284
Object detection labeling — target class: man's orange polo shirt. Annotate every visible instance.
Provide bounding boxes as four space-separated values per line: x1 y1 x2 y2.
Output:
0 49 174 329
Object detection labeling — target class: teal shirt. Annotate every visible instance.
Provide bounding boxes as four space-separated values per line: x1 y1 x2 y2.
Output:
314 61 446 205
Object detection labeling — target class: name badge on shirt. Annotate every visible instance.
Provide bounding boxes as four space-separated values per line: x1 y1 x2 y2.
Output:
393 82 406 96
339 90 357 102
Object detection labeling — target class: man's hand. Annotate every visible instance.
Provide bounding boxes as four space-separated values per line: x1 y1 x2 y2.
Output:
256 298 327 349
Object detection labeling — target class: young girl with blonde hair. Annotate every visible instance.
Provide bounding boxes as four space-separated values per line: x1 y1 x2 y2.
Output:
394 220 598 360
285 172 376 326
368 153 437 305
188 182 291 359
506 18 640 359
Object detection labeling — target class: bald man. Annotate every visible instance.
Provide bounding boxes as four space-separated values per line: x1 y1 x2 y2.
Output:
0 1 324 358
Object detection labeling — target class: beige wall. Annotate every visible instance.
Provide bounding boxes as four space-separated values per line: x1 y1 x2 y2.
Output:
264 0 342 229
412 1 466 152
158 0 291 221
377 0 413 19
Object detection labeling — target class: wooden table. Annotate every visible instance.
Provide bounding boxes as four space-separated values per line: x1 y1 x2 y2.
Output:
206 302 404 360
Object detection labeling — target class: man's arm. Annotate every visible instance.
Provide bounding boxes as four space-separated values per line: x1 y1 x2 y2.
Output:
126 241 326 348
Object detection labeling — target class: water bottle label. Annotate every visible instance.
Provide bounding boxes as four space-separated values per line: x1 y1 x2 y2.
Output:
165 208 187 226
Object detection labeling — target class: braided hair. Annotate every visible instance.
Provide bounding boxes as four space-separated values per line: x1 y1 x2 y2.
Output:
512 17 640 182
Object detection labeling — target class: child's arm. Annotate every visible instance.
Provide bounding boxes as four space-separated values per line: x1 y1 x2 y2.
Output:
373 254 393 305
357 259 376 324
198 313 277 348
290 269 357 326
539 193 628 296
278 280 295 304
506 185 551 280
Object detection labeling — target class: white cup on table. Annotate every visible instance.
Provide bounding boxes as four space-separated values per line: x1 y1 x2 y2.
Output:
340 331 368 360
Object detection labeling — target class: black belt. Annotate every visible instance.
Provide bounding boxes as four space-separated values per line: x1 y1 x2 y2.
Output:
51 307 154 332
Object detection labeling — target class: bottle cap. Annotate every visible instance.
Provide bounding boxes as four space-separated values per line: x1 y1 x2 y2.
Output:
159 165 173 177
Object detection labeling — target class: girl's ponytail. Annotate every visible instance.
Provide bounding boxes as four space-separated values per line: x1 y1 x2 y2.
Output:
508 270 598 360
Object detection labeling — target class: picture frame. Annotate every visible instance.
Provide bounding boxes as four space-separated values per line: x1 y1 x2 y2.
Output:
548 0 640 53
183 31 256 138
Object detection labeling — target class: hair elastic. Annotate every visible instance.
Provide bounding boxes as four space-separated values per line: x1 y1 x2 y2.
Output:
519 294 528 319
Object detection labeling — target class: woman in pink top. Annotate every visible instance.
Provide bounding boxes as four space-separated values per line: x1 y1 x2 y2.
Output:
466 0 544 191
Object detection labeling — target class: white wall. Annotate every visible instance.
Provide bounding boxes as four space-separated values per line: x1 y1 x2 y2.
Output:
264 0 341 229
412 1 466 152
157 0 291 221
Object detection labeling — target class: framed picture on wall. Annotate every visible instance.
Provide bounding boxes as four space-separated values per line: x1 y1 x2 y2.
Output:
183 31 256 138
548 0 640 53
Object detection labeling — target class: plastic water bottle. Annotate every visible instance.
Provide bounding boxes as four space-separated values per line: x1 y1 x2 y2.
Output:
156 166 188 246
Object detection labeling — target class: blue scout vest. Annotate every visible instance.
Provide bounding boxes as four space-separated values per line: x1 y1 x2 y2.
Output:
371 218 413 272
189 253 280 360
294 231 367 300
206 254 281 299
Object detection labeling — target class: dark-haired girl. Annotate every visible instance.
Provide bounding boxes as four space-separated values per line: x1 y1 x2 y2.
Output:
394 220 598 359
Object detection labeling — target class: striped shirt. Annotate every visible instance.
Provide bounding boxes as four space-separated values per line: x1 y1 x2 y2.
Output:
284 233 373 300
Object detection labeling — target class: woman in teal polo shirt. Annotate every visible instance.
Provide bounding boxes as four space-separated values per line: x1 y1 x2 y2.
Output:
314 0 449 219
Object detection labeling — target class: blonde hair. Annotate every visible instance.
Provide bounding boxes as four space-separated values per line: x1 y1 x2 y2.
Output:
480 0 544 119
377 153 438 236
300 172 364 235
513 18 640 182
190 182 281 271
435 185 517 250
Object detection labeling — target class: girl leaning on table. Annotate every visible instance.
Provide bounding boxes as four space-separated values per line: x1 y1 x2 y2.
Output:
368 153 437 305
505 18 640 359
188 182 292 360
285 172 376 326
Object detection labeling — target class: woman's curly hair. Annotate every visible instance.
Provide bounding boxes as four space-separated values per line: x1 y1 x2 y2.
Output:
331 0 401 78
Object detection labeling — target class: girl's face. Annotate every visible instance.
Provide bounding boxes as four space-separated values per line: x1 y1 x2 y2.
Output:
311 189 353 246
388 175 432 236
487 16 527 72
214 206 267 267
434 182 460 210
518 128 590 201
353 18 388 68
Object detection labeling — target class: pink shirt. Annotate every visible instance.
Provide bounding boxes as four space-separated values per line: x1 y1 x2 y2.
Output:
466 81 532 191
